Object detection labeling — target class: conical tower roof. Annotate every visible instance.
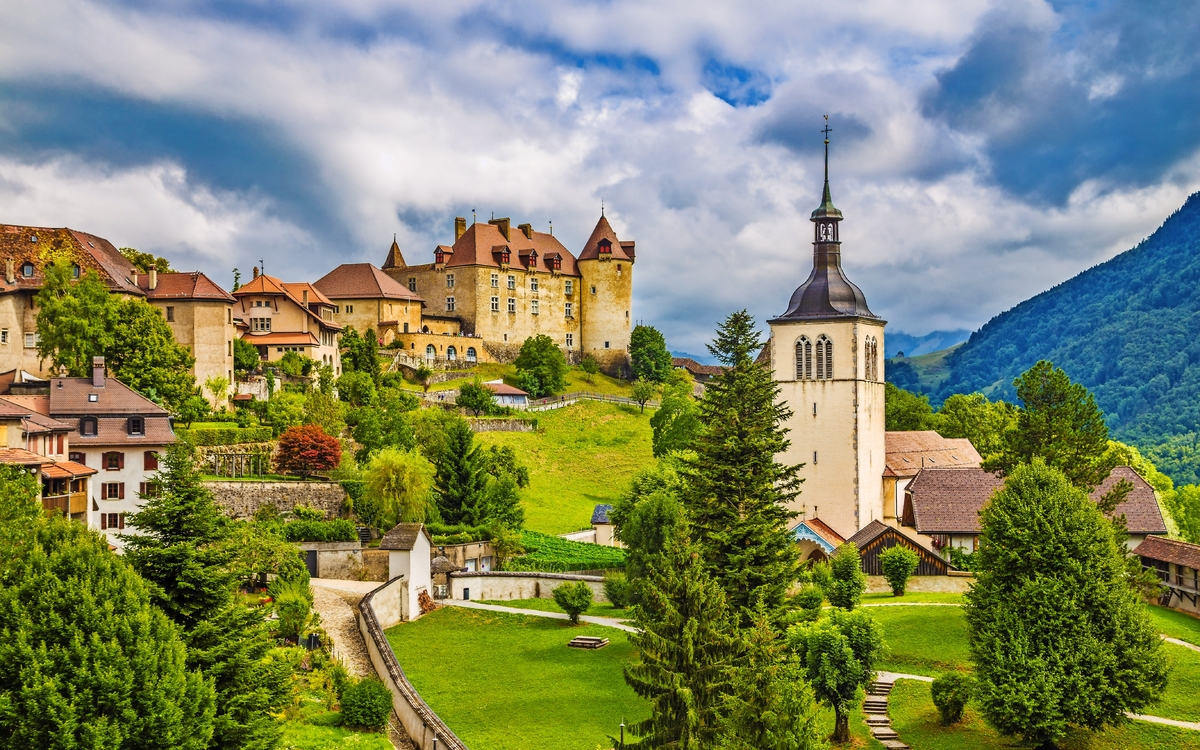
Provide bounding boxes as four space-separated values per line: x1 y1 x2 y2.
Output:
578 214 633 261
382 235 406 270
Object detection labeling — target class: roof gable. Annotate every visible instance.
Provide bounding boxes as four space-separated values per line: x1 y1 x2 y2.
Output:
314 263 424 302
138 271 235 302
438 222 581 276
0 225 145 296
380 523 432 551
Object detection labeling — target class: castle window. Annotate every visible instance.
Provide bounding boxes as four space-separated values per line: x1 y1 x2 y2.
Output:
604 341 610 349
531 300 539 315
408 278 417 292
425 344 436 361
165 306 175 322
490 296 499 312
466 347 477 363
346 305 354 313
446 274 455 288
507 275 516 290
72 264 81 279
446 296 455 312
816 335 832 380
795 336 812 380
1 329 7 344
447 346 457 361
590 286 597 294
491 273 499 288
564 302 573 318
530 278 538 292
565 280 573 295
507 298 516 314
566 334 573 348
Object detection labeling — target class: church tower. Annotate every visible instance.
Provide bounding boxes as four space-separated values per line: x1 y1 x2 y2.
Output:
768 125 886 539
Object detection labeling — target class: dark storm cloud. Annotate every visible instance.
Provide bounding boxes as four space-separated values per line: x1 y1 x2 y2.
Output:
922 1 1200 203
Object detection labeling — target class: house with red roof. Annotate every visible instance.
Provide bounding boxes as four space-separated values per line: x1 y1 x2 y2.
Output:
234 269 343 374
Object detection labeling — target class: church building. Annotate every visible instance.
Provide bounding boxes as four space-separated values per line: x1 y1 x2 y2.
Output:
767 133 887 541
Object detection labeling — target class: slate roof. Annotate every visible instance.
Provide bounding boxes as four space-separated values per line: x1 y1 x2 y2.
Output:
905 466 1168 535
137 271 235 302
0 225 144 297
884 431 981 478
845 519 893 549
314 263 424 302
592 504 613 525
380 523 431 551
1136 535 1200 571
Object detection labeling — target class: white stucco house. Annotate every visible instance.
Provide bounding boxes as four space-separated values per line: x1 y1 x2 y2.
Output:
380 523 433 621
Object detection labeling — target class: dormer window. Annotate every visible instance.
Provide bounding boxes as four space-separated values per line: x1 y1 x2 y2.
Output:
552 256 562 271
529 251 538 268
500 249 511 265
21 263 34 278
80 417 98 437
128 417 145 436
435 250 446 265
598 239 612 255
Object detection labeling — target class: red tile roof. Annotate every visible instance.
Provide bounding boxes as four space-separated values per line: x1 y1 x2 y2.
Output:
43 460 97 479
805 517 846 547
578 215 635 262
484 381 528 397
233 274 341 331
434 221 581 276
137 271 235 302
0 448 52 465
884 431 982 478
0 225 144 296
313 263 424 302
48 377 169 416
1135 536 1200 570
905 466 1168 535
672 357 723 377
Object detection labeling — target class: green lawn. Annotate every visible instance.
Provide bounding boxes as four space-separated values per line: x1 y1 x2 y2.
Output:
386 607 646 749
889 678 1200 750
476 401 656 534
1148 604 1200 646
860 591 966 604
1152 643 1200 722
277 687 393 750
870 605 973 677
480 597 630 619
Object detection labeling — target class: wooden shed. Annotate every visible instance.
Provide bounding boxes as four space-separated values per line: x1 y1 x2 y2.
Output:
843 520 952 576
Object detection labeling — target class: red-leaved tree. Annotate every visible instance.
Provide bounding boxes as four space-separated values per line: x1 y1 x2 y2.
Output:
275 424 342 479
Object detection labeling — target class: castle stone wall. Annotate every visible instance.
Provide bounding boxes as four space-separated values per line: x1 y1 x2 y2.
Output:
204 481 348 519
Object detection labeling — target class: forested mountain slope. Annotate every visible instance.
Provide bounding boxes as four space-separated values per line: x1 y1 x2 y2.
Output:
928 192 1200 482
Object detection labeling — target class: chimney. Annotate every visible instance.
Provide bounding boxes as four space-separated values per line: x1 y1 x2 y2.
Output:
149 267 158 290
519 223 533 239
489 217 511 241
131 268 138 287
303 289 309 305
92 356 106 388
5 258 12 284
454 216 467 241
253 266 260 279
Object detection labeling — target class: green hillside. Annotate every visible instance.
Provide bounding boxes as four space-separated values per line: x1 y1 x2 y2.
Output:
475 400 655 534
885 343 962 394
916 192 1200 483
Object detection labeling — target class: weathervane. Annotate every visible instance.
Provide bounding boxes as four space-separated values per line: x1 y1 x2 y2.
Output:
822 114 832 183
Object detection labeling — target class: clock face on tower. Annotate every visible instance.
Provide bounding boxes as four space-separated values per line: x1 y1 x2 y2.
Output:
816 220 838 243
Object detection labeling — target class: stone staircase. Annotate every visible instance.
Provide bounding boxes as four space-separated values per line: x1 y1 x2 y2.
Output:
863 679 910 749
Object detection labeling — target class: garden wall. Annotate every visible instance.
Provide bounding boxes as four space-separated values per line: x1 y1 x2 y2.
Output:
865 574 973 595
448 571 607 603
358 578 468 750
204 481 347 519
467 418 536 433
363 549 389 582
293 541 362 580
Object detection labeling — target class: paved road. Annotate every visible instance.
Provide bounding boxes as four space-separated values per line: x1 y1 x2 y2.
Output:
444 599 637 633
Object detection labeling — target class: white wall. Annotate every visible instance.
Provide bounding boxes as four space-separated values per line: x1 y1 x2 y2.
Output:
81 445 167 552
450 571 607 603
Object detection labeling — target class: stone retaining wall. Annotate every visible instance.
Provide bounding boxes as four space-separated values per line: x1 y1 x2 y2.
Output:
294 541 363 580
448 571 607 602
358 579 468 750
865 574 974 594
467 418 536 433
204 480 347 519
363 549 389 582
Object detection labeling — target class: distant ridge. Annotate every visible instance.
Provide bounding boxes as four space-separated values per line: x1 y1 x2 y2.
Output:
886 330 971 358
919 192 1200 483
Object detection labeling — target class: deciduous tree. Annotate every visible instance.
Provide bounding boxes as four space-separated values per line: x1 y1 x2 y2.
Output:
631 377 657 413
965 460 1168 747
885 382 935 431
789 608 884 743
364 446 437 527
932 392 1016 463
630 324 673 383
234 337 261 375
826 542 866 610
650 370 700 457
514 334 568 398
275 424 342 478
552 581 593 625
457 379 495 416
878 544 919 597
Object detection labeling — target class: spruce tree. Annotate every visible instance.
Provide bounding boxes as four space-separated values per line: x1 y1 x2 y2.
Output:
0 481 215 750
433 418 490 524
125 443 291 750
625 531 739 748
965 460 1168 747
683 310 802 625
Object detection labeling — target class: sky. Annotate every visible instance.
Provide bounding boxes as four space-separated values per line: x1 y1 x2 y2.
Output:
1 0 1199 354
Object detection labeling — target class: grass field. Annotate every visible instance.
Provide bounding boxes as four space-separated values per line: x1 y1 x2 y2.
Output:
277 687 393 750
860 591 965 604
476 401 656 534
393 362 636 397
480 597 630 619
1149 604 1200 646
889 678 1200 750
386 607 645 750
870 605 973 677
886 344 962 391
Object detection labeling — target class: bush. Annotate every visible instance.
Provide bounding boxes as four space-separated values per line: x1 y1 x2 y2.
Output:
329 660 352 700
553 581 594 624
931 672 973 725
879 544 920 596
339 677 393 730
426 523 492 546
282 518 358 543
603 572 633 608
794 584 824 621
269 576 313 641
827 542 866 610
275 424 342 478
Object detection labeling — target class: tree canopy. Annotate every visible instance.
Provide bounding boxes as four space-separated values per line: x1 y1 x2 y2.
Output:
630 324 673 383
514 334 568 398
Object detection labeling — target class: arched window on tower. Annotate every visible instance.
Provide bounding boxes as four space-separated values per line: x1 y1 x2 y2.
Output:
795 336 812 380
816 335 832 380
872 337 880 380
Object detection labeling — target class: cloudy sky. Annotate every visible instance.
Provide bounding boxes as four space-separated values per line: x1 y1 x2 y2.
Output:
2 0 1198 353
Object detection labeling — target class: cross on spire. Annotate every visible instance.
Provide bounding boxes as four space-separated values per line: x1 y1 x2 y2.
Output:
822 113 832 185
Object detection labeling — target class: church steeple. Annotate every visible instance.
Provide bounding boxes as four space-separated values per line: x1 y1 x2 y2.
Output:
771 116 876 322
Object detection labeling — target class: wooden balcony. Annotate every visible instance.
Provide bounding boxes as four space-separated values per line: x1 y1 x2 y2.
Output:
42 492 88 517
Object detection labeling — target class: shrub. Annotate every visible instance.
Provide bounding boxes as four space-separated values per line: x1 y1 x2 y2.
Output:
176 426 274 446
553 581 594 625
603 572 633 608
794 584 824 621
329 661 352 700
827 542 866 610
426 523 492 546
269 576 313 641
340 677 392 730
282 518 358 543
879 544 920 596
931 672 973 725
275 424 342 478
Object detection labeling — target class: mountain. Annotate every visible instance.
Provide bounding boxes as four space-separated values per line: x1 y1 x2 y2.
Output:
885 329 971 358
922 192 1200 483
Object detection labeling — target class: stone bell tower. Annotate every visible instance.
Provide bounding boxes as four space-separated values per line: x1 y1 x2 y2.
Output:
768 121 886 539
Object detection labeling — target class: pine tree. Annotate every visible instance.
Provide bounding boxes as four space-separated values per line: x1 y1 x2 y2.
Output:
0 480 216 750
965 460 1168 747
125 443 291 750
683 310 802 626
625 531 739 749
432 418 490 524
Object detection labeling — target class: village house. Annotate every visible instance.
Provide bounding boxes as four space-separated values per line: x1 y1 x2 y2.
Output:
483 379 529 408
233 270 343 374
312 261 425 346
136 270 237 405
0 396 95 522
1136 535 1200 616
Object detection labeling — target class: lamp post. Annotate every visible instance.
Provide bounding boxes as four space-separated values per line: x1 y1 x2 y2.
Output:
619 721 625 750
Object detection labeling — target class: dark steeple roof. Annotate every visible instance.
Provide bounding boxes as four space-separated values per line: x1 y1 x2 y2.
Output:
772 125 877 322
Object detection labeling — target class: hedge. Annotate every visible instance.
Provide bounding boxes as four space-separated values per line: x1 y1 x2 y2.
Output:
427 523 491 546
176 426 274 446
505 530 626 572
282 518 358 543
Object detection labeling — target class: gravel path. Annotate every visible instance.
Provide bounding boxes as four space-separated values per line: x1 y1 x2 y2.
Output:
310 581 414 749
445 599 637 632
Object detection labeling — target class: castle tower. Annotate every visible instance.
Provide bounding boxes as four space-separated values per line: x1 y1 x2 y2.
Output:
768 127 886 538
577 213 635 374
